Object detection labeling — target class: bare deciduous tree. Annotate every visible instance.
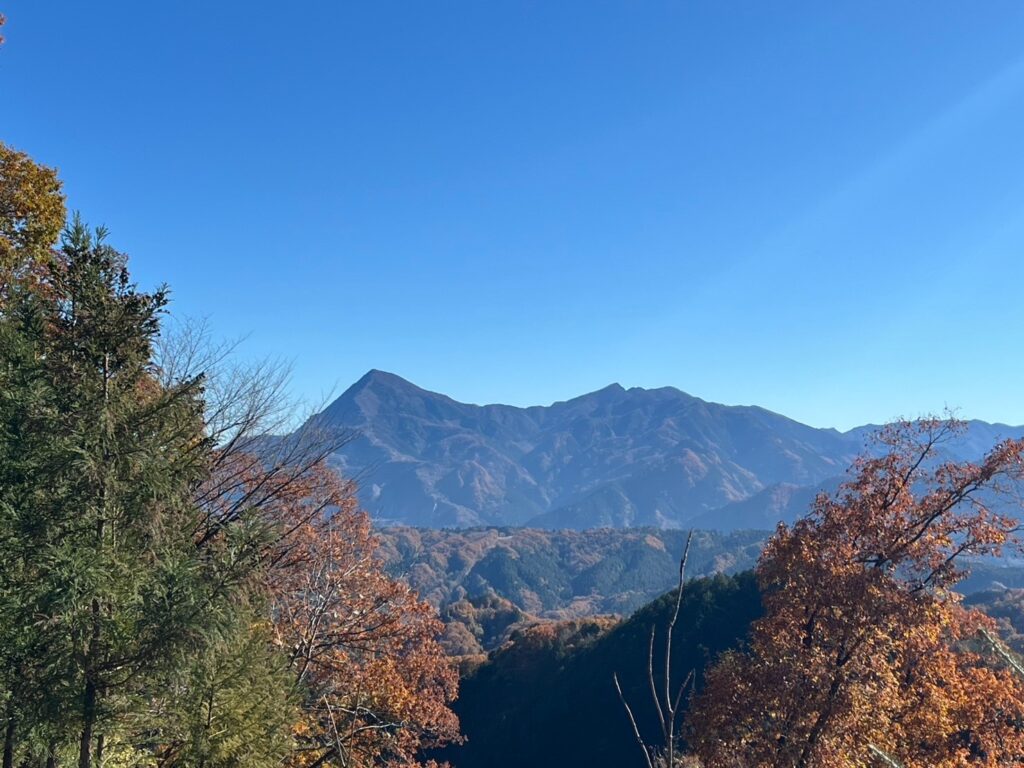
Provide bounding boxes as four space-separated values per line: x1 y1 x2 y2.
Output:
614 530 695 768
155 317 356 549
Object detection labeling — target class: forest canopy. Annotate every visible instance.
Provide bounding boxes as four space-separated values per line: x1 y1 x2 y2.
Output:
0 142 459 768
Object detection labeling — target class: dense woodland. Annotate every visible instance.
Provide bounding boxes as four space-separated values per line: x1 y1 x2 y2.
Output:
6 98 1024 767
375 527 765 655
0 141 459 767
439 571 761 768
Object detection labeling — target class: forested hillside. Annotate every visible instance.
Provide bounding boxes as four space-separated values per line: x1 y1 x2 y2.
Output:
375 527 766 653
436 572 762 768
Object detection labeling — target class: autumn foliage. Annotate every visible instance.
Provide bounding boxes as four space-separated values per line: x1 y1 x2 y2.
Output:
0 140 459 768
0 142 65 273
259 463 460 768
689 419 1024 767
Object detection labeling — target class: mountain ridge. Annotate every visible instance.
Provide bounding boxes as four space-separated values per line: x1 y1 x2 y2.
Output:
304 370 1024 529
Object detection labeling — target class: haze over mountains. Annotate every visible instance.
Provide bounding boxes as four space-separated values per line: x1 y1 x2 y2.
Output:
307 370 1024 530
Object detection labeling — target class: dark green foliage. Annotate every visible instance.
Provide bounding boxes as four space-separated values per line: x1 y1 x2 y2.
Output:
464 545 574 608
36 220 214 767
0 227 94 764
0 217 293 768
435 570 762 768
571 533 687 596
147 602 297 768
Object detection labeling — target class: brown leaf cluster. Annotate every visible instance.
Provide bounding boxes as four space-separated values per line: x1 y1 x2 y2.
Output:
256 464 460 768
0 142 66 273
690 419 1024 768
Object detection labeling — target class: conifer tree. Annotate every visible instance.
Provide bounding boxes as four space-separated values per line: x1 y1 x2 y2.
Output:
38 218 217 768
0 143 71 768
1 143 460 768
144 599 298 768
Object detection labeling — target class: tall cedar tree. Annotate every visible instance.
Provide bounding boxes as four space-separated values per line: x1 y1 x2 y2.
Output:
689 419 1024 767
0 146 296 768
0 140 68 766
42 219 220 768
0 143 460 767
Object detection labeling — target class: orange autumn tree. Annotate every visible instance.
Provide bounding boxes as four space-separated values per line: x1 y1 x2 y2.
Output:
263 462 460 768
155 328 460 768
690 418 1024 768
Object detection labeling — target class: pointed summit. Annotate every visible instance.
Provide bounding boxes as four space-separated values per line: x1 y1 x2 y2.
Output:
319 369 464 426
349 369 419 392
318 370 413 424
329 369 428 407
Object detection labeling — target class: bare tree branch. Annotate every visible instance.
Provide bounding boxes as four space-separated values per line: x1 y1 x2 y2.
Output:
614 672 655 768
614 530 695 768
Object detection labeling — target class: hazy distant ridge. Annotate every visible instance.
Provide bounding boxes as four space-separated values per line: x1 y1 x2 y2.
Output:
306 370 1024 529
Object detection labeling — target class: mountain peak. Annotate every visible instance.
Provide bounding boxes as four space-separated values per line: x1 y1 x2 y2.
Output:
354 369 416 389
337 369 435 401
584 382 626 399
317 370 429 424
303 371 1021 529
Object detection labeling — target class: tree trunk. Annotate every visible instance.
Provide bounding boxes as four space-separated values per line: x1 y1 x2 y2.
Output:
77 675 97 768
3 710 16 768
794 672 843 768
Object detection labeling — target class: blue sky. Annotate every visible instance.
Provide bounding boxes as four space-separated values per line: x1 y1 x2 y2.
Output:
3 2 1024 430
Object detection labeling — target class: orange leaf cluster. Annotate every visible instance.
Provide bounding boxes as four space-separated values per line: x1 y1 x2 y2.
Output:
690 419 1024 768
262 464 460 768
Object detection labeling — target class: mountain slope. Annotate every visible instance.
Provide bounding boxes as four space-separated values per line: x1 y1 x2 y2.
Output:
375 526 766 623
304 370 1023 529
433 571 763 768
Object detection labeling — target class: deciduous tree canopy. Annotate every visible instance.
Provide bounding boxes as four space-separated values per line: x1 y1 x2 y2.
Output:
690 419 1024 768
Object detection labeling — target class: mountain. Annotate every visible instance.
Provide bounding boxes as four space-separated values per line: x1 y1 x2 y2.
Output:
376 525 1021 656
375 526 766 653
304 370 1024 529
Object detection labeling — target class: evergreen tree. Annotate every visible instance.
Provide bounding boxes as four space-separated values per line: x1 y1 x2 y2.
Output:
40 218 214 768
142 598 297 768
1 143 458 768
0 154 72 768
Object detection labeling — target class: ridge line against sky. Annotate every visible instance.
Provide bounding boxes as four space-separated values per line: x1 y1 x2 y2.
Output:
3 2 1023 431
324 369 1024 436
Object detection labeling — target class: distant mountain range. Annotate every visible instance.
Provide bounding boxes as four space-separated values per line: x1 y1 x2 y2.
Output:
302 370 1024 530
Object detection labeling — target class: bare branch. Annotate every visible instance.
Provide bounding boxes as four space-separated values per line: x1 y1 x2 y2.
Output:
614 530 695 768
614 672 655 768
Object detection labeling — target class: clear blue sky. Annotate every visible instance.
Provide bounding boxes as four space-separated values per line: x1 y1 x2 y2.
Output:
4 2 1024 430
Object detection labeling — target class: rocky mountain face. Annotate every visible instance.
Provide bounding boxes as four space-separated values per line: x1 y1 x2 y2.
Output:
305 370 1024 529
